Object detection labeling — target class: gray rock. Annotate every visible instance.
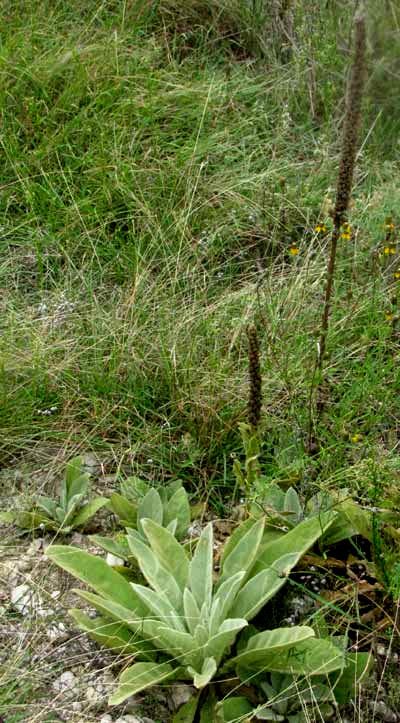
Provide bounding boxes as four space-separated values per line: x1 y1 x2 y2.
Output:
52 670 79 695
99 716 113 723
370 700 398 722
170 684 195 710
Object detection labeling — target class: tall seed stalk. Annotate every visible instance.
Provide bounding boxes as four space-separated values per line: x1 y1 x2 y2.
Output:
308 8 367 452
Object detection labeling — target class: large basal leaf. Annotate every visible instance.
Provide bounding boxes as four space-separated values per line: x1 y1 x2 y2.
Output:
121 475 150 501
189 522 213 612
188 656 217 689
250 709 284 721
284 488 302 519
73 589 153 642
219 517 255 570
46 545 146 613
205 618 248 664
219 517 265 587
35 496 58 519
209 571 246 636
215 697 254 722
131 582 185 633
164 486 191 538
329 651 372 704
72 496 108 528
149 623 200 668
90 534 132 563
109 662 179 704
252 512 336 576
62 456 89 508
183 587 201 635
69 608 153 657
127 531 182 611
137 488 163 534
231 626 315 669
229 553 298 620
141 518 189 592
238 638 345 677
109 492 138 526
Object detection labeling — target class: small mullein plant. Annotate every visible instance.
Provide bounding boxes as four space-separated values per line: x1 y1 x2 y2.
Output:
91 477 192 566
46 510 370 721
3 456 108 533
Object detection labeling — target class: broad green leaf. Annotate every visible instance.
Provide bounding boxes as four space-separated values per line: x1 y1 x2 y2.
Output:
69 608 152 656
215 697 254 722
131 583 185 633
35 496 58 519
72 496 108 528
137 488 163 534
167 519 178 535
252 709 284 721
325 502 372 545
46 545 144 612
183 588 201 634
253 512 336 575
74 589 150 634
90 534 132 562
230 553 298 620
62 456 89 508
110 662 178 704
189 523 213 612
219 517 265 586
155 624 200 667
141 518 189 592
193 622 209 648
205 618 248 664
231 627 315 669
60 494 84 527
220 517 255 570
209 571 246 636
284 488 302 518
121 475 150 500
109 492 138 526
172 693 200 723
164 486 191 538
329 651 372 704
188 657 216 689
246 638 345 676
127 530 182 610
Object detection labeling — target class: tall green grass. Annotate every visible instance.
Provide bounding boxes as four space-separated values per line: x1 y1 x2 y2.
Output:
1 0 400 500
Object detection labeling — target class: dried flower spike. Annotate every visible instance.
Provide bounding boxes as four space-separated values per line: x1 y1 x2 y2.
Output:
333 10 367 229
246 325 262 430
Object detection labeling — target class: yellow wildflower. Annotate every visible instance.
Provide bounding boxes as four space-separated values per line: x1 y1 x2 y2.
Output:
385 311 393 321
289 244 300 256
384 245 396 255
315 224 327 233
394 269 400 280
351 433 362 443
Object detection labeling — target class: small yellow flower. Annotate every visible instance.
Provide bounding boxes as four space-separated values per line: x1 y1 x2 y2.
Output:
385 311 393 321
384 221 395 231
315 224 327 233
384 245 396 255
289 244 300 256
351 433 362 443
394 269 400 280
340 223 351 240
